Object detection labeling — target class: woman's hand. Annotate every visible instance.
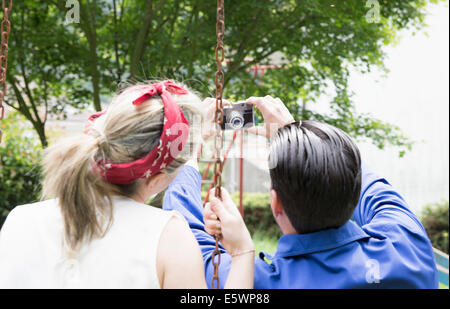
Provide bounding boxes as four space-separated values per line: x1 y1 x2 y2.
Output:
203 188 254 255
245 95 295 138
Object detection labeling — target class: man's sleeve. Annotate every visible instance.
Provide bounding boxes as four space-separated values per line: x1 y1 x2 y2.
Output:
163 165 232 289
352 162 438 288
353 162 427 231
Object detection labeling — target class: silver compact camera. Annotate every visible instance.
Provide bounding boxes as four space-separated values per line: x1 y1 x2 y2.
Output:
221 101 255 130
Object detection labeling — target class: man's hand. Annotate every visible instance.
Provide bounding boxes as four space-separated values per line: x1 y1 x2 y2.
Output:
203 188 254 255
245 95 295 138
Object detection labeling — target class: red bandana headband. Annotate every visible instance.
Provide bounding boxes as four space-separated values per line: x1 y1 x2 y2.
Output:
86 80 190 184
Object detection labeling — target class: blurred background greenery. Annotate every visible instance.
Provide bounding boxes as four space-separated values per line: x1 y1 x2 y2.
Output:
4 0 445 151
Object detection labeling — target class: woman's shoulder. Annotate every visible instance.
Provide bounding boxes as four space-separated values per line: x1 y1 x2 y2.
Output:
0 199 60 237
5 199 59 221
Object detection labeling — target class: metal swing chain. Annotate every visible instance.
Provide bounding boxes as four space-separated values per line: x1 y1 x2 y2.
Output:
210 0 225 289
0 0 12 143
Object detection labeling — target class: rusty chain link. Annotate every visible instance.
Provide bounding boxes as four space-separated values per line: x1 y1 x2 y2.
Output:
210 0 225 289
0 0 12 143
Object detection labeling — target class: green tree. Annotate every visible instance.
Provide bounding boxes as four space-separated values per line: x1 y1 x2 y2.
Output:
4 0 443 151
421 200 449 254
0 112 42 227
4 1 93 147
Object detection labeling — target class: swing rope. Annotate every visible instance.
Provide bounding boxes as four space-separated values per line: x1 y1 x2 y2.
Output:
210 0 225 289
0 0 12 143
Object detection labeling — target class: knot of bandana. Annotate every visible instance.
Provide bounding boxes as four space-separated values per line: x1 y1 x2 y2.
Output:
87 80 191 184
132 80 189 106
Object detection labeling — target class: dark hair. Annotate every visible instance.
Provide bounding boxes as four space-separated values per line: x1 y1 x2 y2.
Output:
269 121 361 234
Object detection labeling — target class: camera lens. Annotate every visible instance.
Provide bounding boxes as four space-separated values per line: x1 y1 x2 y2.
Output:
229 111 244 129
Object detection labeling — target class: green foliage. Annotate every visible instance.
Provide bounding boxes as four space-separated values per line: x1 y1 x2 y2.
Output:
230 192 282 240
421 199 449 254
6 0 443 151
253 230 278 255
0 113 43 227
222 0 438 156
5 0 94 147
230 192 269 210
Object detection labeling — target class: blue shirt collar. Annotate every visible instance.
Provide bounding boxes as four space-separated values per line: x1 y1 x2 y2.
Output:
266 220 369 259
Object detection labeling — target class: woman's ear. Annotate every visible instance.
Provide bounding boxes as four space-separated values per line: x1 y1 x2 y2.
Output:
270 189 283 218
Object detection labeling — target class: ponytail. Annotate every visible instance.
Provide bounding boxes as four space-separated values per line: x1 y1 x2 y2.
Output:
42 135 117 254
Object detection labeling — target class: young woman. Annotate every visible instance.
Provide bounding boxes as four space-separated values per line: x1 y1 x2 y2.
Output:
0 80 254 289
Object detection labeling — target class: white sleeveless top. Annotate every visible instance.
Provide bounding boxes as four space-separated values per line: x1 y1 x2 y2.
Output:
0 196 181 289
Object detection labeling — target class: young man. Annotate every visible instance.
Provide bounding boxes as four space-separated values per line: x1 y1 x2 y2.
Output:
163 96 438 288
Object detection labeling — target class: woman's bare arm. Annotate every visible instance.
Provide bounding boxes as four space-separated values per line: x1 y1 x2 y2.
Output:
158 206 254 289
157 215 207 289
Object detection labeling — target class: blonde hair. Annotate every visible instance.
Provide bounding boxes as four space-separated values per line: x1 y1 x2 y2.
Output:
42 81 204 254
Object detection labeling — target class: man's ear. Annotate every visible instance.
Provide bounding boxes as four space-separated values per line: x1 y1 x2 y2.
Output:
270 189 283 218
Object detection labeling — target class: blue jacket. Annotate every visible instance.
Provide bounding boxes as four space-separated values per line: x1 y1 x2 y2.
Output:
163 163 438 288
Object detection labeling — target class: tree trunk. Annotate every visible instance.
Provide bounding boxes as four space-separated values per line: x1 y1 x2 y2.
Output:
130 0 155 79
44 0 102 111
79 0 102 111
89 40 102 112
9 78 48 148
30 120 48 148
